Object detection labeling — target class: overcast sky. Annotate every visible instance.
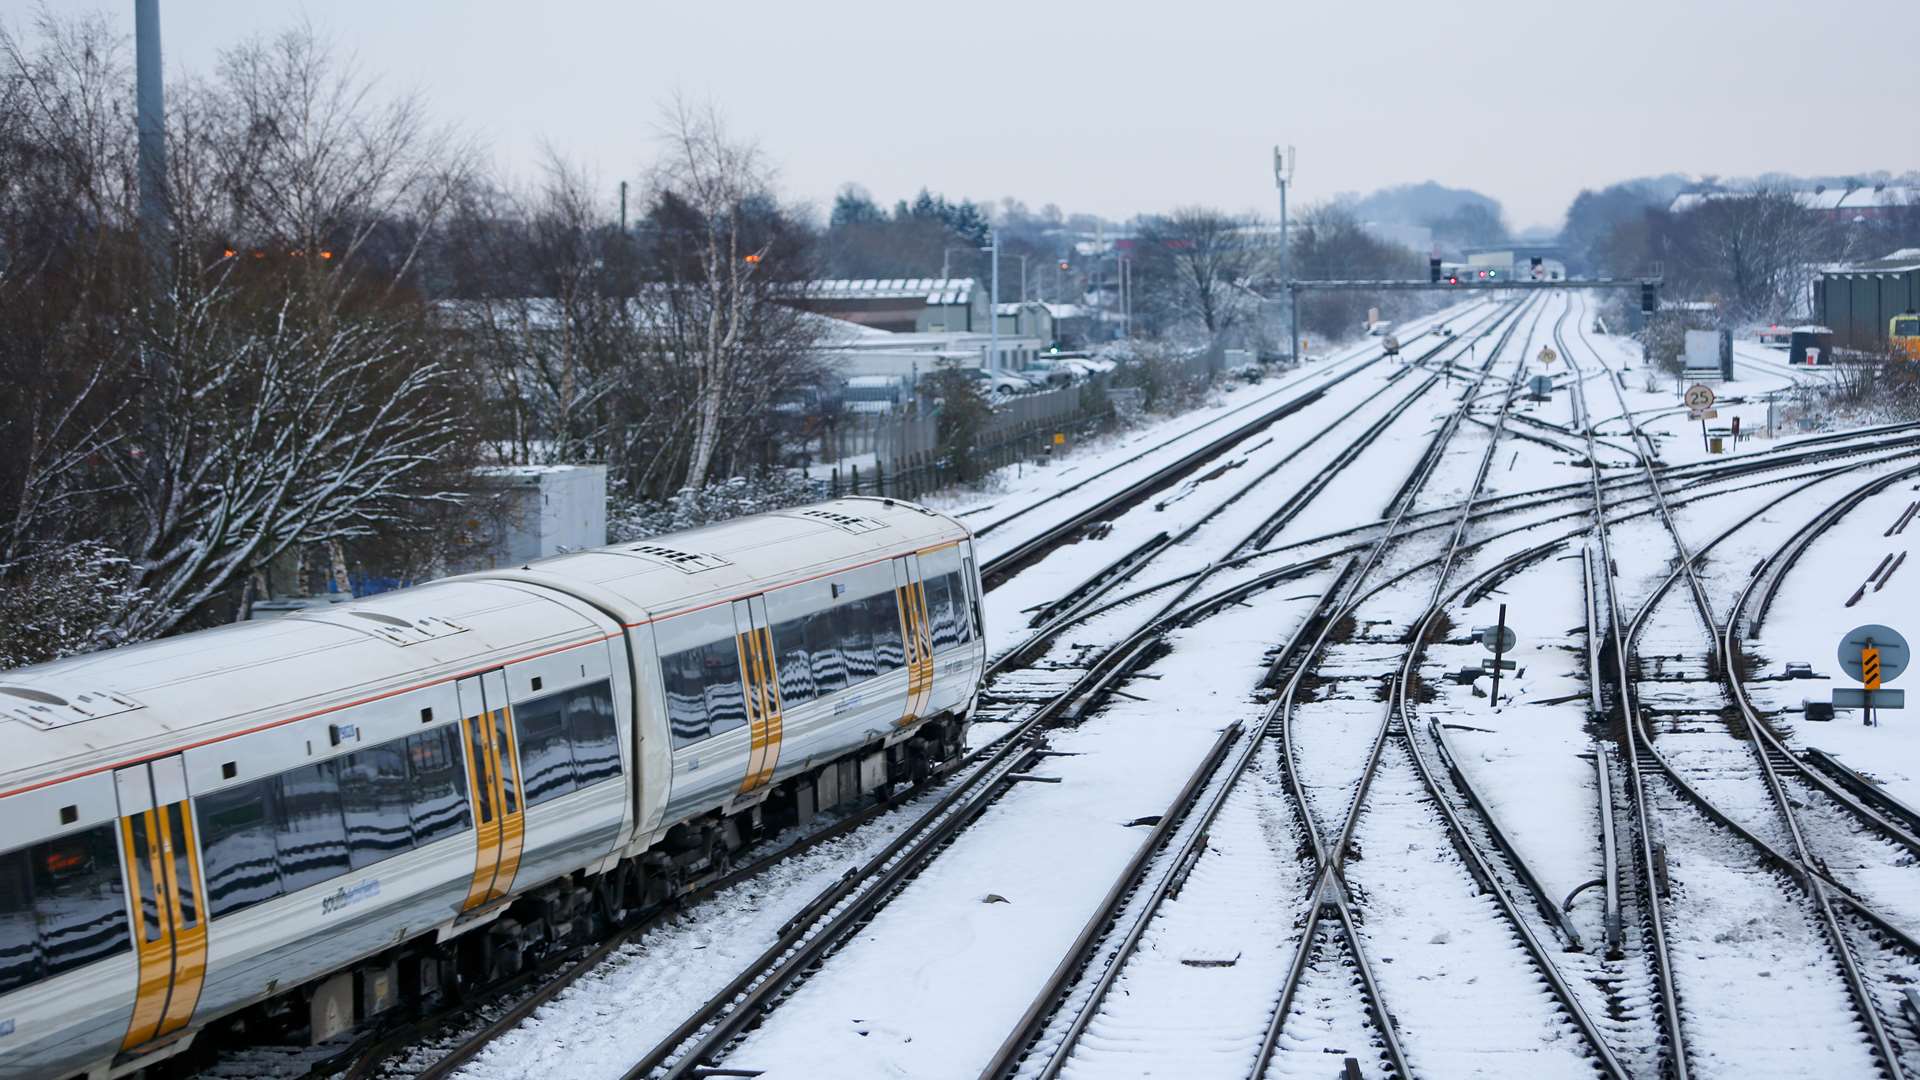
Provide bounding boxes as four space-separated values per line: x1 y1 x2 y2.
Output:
14 0 1917 232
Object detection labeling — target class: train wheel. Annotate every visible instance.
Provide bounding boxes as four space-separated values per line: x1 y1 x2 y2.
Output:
598 864 639 929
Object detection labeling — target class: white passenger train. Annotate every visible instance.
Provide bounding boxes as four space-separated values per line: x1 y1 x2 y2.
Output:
0 498 985 1079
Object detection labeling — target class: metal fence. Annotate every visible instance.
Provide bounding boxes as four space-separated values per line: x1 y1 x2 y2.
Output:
818 376 1115 500
815 351 1226 499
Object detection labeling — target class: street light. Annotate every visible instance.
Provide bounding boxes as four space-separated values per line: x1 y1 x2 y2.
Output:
1273 144 1296 362
981 231 1000 374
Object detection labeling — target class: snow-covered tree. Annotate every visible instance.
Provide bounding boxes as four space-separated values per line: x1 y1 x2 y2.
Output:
0 15 476 655
643 98 825 491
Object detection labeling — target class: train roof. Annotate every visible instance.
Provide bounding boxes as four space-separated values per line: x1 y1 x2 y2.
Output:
0 577 617 797
465 497 969 626
0 498 969 798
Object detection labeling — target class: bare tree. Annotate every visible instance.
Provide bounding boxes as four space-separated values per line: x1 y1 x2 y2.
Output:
111 284 468 637
172 25 471 297
0 14 476 649
0 11 142 565
1287 203 1424 339
442 151 645 470
1677 186 1820 321
642 98 826 493
1132 207 1273 344
649 98 780 489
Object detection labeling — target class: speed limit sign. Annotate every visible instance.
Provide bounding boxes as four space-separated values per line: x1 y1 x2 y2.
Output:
1684 383 1716 413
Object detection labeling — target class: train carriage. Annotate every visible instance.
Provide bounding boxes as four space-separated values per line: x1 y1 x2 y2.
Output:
0 497 983 1079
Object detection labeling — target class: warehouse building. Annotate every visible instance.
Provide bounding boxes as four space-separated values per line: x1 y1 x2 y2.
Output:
1814 249 1920 351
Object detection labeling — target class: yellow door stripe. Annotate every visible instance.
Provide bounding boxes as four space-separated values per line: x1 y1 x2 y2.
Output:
897 581 928 728
155 804 205 1038
913 579 935 717
462 713 503 912
756 626 784 788
120 812 170 1050
738 633 767 793
488 710 527 903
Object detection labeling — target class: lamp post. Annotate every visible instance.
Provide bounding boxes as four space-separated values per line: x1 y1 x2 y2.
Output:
1274 145 1295 362
984 231 1001 375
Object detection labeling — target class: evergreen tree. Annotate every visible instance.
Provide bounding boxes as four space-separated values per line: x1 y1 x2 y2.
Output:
830 184 886 226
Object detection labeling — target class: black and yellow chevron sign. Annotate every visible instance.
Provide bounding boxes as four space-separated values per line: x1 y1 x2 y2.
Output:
1864 646 1882 691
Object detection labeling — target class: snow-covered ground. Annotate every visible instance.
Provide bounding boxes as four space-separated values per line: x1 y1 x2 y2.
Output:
432 292 1920 1080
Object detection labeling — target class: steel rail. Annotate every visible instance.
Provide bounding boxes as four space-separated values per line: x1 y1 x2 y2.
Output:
969 302 1492 544
978 565 1355 1080
626 301 1541 1080
974 301 1496 589
1245 293 1548 1078
1377 294 1627 1075
1560 298 1690 1080
1566 295 1915 1079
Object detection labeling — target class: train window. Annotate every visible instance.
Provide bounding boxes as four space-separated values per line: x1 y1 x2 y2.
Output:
0 826 131 994
870 593 906 672
701 638 748 737
566 681 622 787
804 610 846 695
127 817 161 942
339 741 413 869
465 719 494 825
167 811 199 930
958 559 980 644
926 574 960 650
663 647 711 748
770 618 815 704
495 718 521 817
838 599 877 681
275 760 350 894
0 849 36 994
513 693 579 805
406 726 471 845
36 825 132 978
197 724 475 921
199 778 285 918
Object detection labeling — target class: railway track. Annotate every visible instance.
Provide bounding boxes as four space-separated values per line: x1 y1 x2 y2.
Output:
613 301 1538 1080
1564 292 1920 1078
965 294 1621 1079
1247 294 1610 1079
974 302 1489 590
318 303 1525 1080
309 291 1920 1080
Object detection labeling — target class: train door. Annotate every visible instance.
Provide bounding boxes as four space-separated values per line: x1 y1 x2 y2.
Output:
457 670 525 911
736 597 784 794
113 755 207 1051
892 555 934 724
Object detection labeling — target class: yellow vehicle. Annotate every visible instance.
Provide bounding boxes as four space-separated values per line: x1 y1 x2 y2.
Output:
1894 313 1920 360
